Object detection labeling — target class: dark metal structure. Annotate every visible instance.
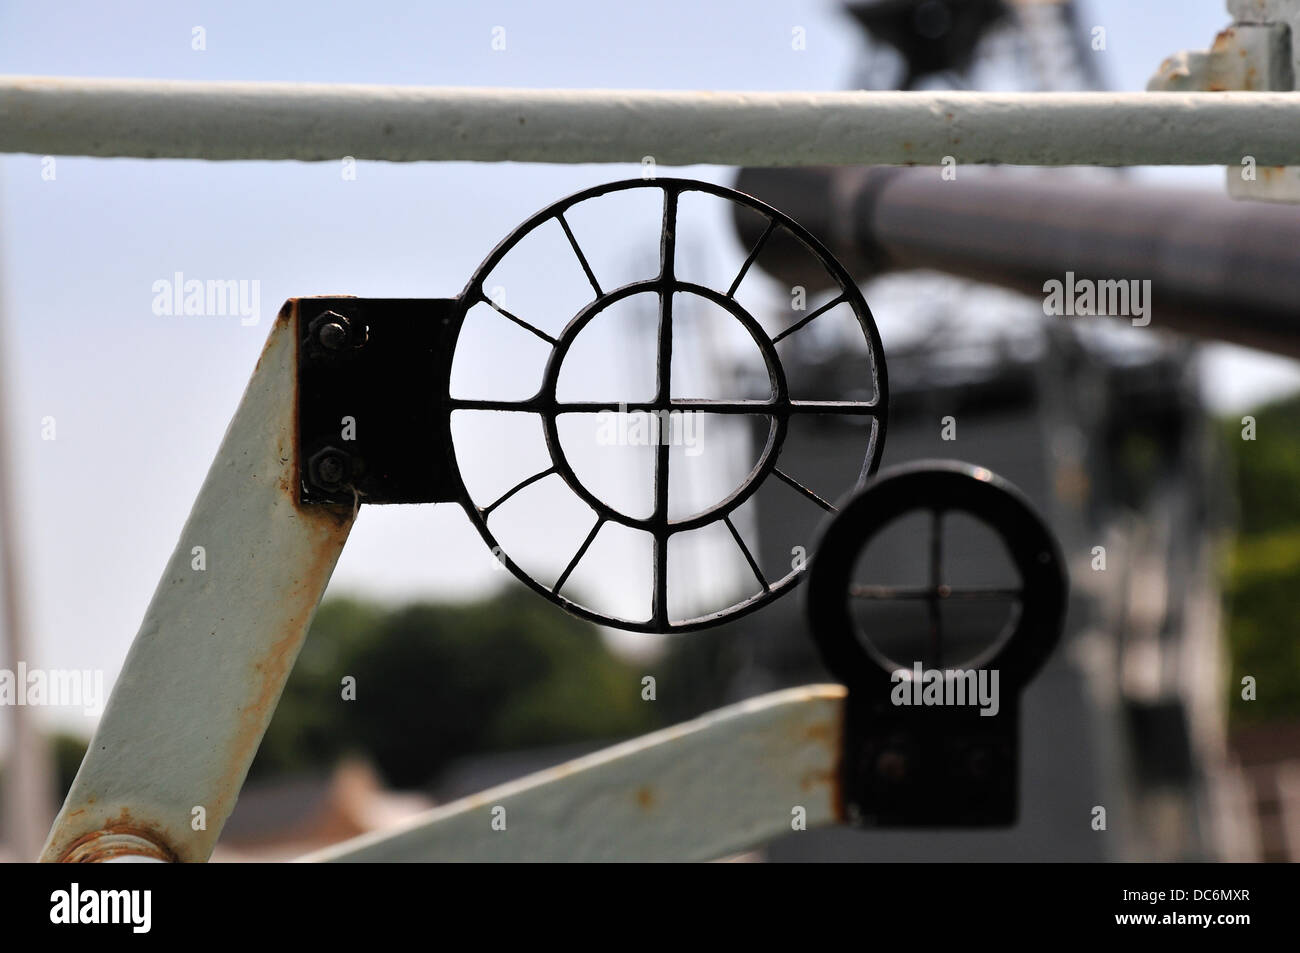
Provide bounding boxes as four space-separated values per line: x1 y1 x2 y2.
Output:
734 166 1300 359
809 461 1067 825
846 0 1013 89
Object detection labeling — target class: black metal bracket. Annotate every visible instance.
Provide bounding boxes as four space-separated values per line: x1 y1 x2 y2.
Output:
297 297 465 505
807 461 1068 826
840 687 1021 827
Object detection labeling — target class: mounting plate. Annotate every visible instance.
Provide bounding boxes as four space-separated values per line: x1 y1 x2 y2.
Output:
298 297 462 505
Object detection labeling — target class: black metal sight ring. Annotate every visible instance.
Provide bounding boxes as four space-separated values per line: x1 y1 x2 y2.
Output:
450 178 889 632
806 460 1068 691
298 177 889 634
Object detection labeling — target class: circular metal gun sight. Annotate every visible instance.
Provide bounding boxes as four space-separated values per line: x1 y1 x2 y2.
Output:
806 461 1068 692
449 178 890 633
805 461 1068 826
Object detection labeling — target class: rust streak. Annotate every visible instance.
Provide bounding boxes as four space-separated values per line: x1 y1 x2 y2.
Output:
209 299 355 820
829 702 846 822
804 720 834 744
799 769 836 792
213 518 349 818
58 809 178 863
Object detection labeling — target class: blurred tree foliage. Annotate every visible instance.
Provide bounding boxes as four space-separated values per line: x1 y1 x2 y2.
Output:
3 731 94 807
1220 393 1300 724
51 732 89 799
249 588 664 788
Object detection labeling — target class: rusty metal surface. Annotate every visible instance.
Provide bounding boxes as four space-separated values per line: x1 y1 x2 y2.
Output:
39 300 355 862
1149 14 1300 203
302 684 847 862
1149 25 1293 93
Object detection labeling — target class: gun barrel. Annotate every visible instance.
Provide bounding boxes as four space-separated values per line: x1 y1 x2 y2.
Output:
735 167 1300 358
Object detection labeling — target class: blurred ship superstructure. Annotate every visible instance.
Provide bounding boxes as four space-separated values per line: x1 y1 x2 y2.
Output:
726 299 1238 860
707 0 1249 860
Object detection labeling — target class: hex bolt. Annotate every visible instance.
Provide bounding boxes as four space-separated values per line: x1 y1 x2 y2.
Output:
308 447 352 491
315 312 351 351
316 454 345 485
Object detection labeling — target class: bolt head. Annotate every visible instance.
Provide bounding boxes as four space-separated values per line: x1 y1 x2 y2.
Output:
308 447 351 491
312 308 353 348
307 310 354 357
319 320 349 350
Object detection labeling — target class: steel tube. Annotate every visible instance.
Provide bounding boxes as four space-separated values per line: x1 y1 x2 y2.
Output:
735 166 1300 358
3 76 1300 166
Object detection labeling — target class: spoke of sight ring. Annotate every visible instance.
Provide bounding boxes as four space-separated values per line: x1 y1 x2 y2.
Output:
725 517 769 592
556 212 603 298
448 397 546 412
771 293 848 345
554 518 604 596
726 219 776 298
651 394 672 623
560 400 778 414
788 400 880 415
543 399 881 416
484 296 558 346
929 508 943 666
554 399 773 414
772 467 835 512
653 533 669 627
660 187 678 287
652 188 678 626
483 467 557 516
451 397 878 415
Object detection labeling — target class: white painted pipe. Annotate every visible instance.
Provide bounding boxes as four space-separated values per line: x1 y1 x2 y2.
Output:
2 75 1300 166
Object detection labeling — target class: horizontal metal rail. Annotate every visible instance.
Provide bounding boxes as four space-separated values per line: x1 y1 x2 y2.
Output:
3 76 1300 166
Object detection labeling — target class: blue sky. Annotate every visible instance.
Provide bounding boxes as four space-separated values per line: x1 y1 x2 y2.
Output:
2 0 1297 732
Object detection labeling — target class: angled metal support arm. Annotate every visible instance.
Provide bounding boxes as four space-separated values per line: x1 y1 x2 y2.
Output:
300 685 847 863
40 300 356 863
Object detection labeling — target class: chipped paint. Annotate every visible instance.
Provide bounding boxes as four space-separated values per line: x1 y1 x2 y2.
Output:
60 817 176 864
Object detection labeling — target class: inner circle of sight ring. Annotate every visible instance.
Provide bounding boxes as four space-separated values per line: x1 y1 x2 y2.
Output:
541 280 789 534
